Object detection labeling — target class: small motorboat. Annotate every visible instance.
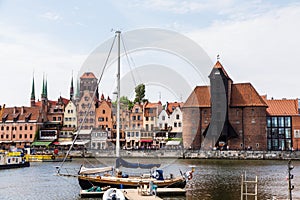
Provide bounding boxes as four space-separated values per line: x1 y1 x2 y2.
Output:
103 188 125 200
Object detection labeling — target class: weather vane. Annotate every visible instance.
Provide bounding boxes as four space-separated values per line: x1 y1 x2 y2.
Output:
217 54 220 61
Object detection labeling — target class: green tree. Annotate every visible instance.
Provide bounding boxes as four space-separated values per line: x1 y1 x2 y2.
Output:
113 96 133 110
134 84 146 104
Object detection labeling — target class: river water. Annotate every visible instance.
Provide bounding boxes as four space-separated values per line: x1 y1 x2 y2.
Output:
0 158 299 200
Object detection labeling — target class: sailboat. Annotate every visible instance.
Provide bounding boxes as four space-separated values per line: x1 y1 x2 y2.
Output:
59 31 193 190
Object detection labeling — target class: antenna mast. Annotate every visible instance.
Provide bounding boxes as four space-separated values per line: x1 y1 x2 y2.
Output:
116 30 121 158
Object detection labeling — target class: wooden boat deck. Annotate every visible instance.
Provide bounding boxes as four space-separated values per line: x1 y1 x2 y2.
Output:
80 188 185 199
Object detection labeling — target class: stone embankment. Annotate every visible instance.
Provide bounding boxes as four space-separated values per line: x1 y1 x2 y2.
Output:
84 149 300 160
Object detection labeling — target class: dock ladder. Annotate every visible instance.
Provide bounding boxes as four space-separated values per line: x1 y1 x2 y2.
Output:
241 172 258 200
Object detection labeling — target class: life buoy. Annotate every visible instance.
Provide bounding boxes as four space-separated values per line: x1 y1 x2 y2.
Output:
51 155 55 160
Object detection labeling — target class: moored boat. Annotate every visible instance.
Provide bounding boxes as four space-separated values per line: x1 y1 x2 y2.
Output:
77 158 189 190
0 150 30 170
25 154 72 162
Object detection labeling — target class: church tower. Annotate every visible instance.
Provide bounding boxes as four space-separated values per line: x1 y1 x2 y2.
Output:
30 76 36 107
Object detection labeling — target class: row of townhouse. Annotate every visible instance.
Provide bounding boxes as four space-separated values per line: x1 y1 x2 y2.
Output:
1 61 300 152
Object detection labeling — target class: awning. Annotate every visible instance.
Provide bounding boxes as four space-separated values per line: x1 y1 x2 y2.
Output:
140 140 153 143
31 141 53 146
166 140 181 146
59 141 89 146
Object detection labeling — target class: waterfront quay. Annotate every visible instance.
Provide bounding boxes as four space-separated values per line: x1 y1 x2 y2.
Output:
81 149 300 160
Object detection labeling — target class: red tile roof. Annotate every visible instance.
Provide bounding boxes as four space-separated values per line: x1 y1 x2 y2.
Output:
1 106 41 121
230 83 267 107
213 61 231 80
183 86 211 107
80 72 96 79
144 101 162 108
266 99 299 116
184 83 267 108
166 102 183 115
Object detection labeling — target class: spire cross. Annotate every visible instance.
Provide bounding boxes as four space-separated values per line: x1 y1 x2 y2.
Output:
217 54 220 61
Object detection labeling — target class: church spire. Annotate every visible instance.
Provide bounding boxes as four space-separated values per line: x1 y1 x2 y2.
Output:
30 76 36 107
70 75 74 100
41 75 46 99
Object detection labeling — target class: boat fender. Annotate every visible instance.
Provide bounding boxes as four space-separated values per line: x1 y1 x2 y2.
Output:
51 155 55 160
188 172 193 180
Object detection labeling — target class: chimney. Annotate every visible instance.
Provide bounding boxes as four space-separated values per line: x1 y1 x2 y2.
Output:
21 106 25 115
13 106 17 114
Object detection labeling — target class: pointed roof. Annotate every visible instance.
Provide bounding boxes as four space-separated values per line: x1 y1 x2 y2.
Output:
210 61 231 80
41 76 46 98
31 76 35 99
80 72 97 79
266 98 298 116
70 76 74 100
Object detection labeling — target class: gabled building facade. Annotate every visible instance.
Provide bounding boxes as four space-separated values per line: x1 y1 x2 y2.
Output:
265 98 300 151
0 106 42 149
183 61 268 150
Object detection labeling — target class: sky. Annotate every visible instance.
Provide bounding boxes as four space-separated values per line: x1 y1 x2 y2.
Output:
0 0 300 107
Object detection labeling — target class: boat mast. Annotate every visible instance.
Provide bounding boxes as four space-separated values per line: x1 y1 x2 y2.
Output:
116 30 121 158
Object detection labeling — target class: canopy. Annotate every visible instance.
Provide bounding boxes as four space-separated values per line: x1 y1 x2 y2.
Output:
166 141 181 146
79 166 113 175
116 157 160 169
59 141 89 145
31 141 52 146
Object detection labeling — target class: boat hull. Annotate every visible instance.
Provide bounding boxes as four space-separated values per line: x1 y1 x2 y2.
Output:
0 161 30 170
78 176 186 190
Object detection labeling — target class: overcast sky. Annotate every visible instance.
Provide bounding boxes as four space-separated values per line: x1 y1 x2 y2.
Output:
0 0 300 107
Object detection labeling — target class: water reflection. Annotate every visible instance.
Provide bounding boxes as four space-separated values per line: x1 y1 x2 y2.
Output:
0 158 299 200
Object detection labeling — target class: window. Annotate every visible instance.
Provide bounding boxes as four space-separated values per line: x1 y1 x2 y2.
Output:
58 117 61 121
146 117 149 121
162 116 165 121
102 110 105 114
30 126 33 130
98 117 104 122
20 126 22 131
20 134 22 139
176 114 180 120
174 122 177 127
278 117 284 127
149 108 153 113
137 115 141 120
272 117 277 127
1 126 3 130
132 116 136 121
53 117 57 121
30 134 32 138
135 132 139 137
65 118 68 121
135 108 139 113
178 122 182 127
285 117 291 127
6 126 9 131
151 117 154 121
145 124 149 131
25 126 27 130
13 134 15 139
24 134 27 139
